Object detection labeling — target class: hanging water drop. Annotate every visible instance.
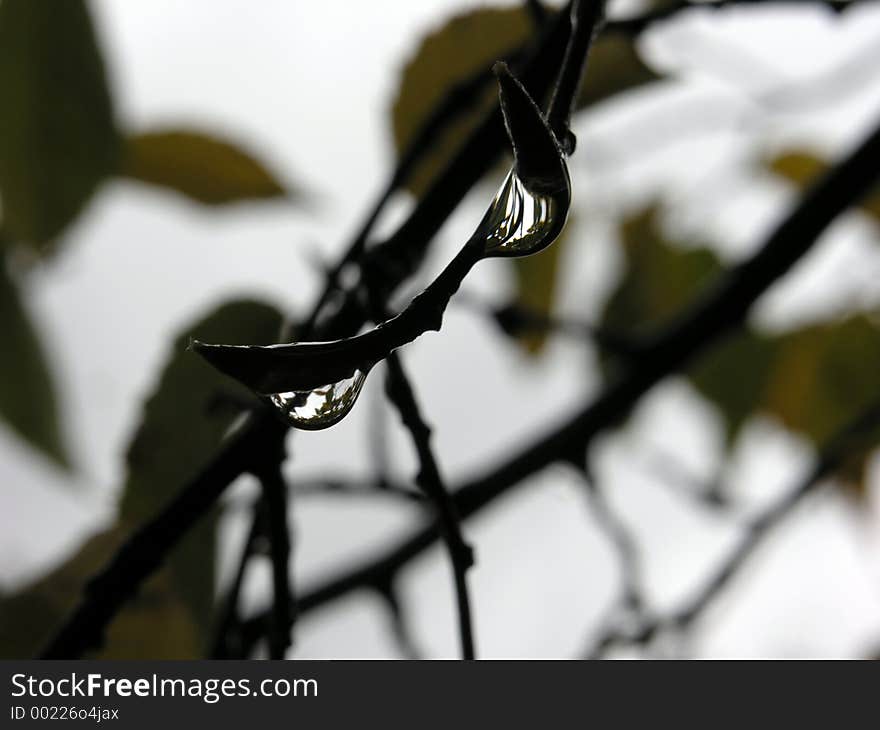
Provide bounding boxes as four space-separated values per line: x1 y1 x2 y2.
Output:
268 369 368 431
192 64 572 432
478 167 569 258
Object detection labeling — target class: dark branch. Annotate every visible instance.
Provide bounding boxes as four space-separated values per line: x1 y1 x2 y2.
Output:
38 2 581 659
384 351 476 660
256 459 294 659
209 499 265 659
547 0 606 148
237 114 880 649
39 0 876 659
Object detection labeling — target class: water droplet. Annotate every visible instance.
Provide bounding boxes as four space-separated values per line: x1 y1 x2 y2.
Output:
267 369 367 431
479 168 569 259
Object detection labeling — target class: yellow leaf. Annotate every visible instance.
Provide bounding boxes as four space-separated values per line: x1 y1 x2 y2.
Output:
511 216 572 355
391 6 660 197
122 130 288 205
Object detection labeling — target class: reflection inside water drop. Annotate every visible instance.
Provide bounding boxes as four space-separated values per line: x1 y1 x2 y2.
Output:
268 369 367 431
479 168 569 258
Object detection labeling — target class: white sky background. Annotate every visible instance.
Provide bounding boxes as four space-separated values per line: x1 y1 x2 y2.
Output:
2 0 880 657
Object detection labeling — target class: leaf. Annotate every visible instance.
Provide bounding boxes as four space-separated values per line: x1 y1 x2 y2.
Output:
601 203 880 497
0 261 69 467
694 317 880 498
392 7 529 198
391 6 660 197
119 298 283 652
0 0 118 251
122 130 288 205
0 300 285 658
574 33 661 110
601 205 720 337
767 150 880 223
511 215 572 355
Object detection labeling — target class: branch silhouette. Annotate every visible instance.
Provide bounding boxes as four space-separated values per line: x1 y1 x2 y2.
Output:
37 0 878 660
235 115 880 652
585 398 880 657
38 0 597 659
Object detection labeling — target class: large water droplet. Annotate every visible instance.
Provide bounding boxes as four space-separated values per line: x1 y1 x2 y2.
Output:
268 369 367 431
479 168 569 258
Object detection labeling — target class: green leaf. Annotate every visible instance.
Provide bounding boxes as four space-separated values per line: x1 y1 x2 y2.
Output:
767 150 880 223
391 6 660 197
693 316 880 498
0 299 284 658
601 205 720 336
0 0 118 251
119 299 283 652
0 261 69 467
121 130 288 205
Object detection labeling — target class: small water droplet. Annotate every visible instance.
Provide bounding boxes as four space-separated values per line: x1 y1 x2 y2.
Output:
479 168 569 258
268 369 368 431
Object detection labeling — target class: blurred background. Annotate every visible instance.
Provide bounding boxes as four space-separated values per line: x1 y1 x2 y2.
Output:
2 0 880 658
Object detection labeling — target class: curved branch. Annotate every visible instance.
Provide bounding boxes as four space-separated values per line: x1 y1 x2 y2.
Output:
237 115 880 650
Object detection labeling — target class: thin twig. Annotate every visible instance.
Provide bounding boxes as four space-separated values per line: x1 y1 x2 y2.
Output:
235 115 880 651
384 351 476 660
208 8 577 658
373 576 423 660
256 460 294 659
208 502 264 659
577 462 645 617
455 294 642 358
38 0 878 659
586 399 880 657
547 0 607 146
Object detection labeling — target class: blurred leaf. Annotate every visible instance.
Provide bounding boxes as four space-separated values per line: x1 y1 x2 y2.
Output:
0 0 118 251
122 130 288 205
391 6 660 197
119 299 283 652
511 215 573 355
392 6 529 198
768 150 880 223
602 203 880 497
0 300 284 659
688 333 777 443
0 526 200 659
601 205 720 336
574 33 660 110
694 317 880 498
0 262 69 467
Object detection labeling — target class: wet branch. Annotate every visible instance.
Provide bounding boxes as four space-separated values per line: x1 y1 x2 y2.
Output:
38 0 581 660
255 459 294 659
384 351 476 660
209 502 264 658
235 114 880 648
457 294 642 359
577 462 645 621
38 0 878 659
